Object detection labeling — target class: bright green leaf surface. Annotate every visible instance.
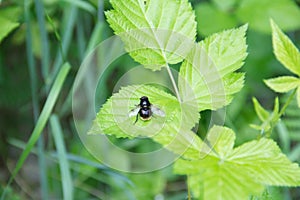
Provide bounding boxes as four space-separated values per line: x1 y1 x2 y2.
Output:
237 0 300 33
0 17 19 44
271 20 300 76
89 85 202 157
174 126 300 200
199 24 248 77
0 6 22 22
252 97 270 121
251 97 280 135
195 2 237 36
179 26 247 111
105 0 197 70
264 76 300 93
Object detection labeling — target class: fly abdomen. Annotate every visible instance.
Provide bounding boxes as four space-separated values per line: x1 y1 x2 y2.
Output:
139 107 152 120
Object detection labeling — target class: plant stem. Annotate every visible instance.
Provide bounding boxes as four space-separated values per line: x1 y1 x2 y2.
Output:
187 175 191 200
166 64 181 102
278 89 297 117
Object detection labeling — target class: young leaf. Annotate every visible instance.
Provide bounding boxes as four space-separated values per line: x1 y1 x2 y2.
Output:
89 85 202 157
250 97 280 135
174 126 300 200
252 97 270 121
264 76 300 93
271 20 300 77
178 26 247 111
0 17 19 44
105 0 197 70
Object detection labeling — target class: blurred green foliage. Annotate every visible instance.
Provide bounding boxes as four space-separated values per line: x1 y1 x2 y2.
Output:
0 0 300 199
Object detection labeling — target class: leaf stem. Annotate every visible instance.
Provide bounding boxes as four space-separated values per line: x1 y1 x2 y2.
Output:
278 89 297 117
187 175 191 200
166 64 181 102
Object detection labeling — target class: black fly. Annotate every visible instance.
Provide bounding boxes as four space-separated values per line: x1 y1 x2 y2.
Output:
128 96 165 124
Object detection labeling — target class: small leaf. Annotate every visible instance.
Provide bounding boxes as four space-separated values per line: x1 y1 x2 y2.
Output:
105 0 197 70
252 97 270 121
251 97 281 135
89 85 202 157
174 126 300 200
264 76 300 93
179 26 247 111
273 97 279 114
271 20 300 76
0 17 19 44
271 97 280 123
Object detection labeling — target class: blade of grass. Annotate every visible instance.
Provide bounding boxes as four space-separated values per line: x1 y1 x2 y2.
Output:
8 138 132 184
34 0 50 87
76 13 86 60
288 143 300 162
60 18 107 117
24 0 48 199
1 63 71 200
50 115 73 200
276 121 291 153
62 0 96 15
50 6 77 84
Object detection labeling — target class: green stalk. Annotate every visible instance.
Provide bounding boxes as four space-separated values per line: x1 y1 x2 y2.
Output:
49 6 78 84
25 0 48 199
34 0 50 87
278 89 297 117
1 63 71 200
50 115 73 200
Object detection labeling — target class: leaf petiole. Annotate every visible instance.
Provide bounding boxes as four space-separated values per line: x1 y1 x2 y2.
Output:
278 88 297 117
166 63 182 102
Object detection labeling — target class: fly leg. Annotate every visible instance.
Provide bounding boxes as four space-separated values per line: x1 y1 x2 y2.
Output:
134 114 139 124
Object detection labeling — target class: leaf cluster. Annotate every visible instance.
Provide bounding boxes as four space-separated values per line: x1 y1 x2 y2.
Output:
90 0 300 199
251 20 300 136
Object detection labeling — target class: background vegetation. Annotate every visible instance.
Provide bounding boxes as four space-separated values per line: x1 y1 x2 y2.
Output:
1 0 300 199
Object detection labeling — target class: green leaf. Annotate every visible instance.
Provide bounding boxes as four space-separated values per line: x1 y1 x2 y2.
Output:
89 84 202 157
199 24 248 77
105 0 197 70
252 97 270 121
237 0 300 33
271 20 300 76
0 17 19 44
1 63 71 200
206 126 235 158
50 115 73 200
195 2 237 36
174 126 300 200
229 138 300 186
178 26 247 111
264 76 300 93
251 97 280 135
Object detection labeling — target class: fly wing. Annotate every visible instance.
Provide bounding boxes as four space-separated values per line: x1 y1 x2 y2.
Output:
151 105 165 117
128 106 140 117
